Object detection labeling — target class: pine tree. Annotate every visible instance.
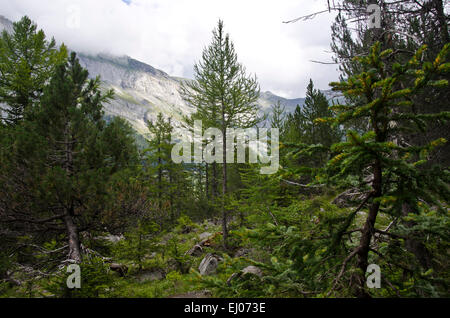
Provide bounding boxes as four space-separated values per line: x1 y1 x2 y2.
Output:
34 52 117 262
0 52 136 265
0 16 67 124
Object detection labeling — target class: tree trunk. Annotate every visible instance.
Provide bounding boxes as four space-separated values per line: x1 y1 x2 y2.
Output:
158 143 162 211
212 162 217 197
138 231 143 271
63 121 81 263
64 213 82 263
221 114 228 249
356 158 382 298
205 163 210 199
434 0 449 44
169 169 174 223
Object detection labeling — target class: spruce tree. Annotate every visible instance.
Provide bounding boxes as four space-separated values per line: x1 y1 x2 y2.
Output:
33 52 116 262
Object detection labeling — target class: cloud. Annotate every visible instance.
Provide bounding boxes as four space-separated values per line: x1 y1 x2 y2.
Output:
0 0 340 98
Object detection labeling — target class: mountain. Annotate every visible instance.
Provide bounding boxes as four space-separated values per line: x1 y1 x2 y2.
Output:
0 15 343 137
258 91 306 112
78 53 195 136
77 53 317 135
0 15 13 33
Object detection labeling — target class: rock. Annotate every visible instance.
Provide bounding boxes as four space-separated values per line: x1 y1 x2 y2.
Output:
199 232 223 247
203 220 215 230
198 253 219 275
203 219 221 230
226 266 263 286
166 258 191 274
185 244 203 257
234 248 254 258
241 266 263 278
137 269 165 282
98 234 124 243
109 263 128 277
332 189 366 208
199 232 212 241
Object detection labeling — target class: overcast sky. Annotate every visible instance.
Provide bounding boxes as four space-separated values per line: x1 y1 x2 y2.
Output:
1 0 341 98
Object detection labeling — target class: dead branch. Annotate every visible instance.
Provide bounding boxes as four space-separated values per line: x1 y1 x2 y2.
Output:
281 179 324 188
328 247 360 296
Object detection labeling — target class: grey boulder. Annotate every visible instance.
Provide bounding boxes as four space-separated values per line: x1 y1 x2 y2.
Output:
198 253 220 275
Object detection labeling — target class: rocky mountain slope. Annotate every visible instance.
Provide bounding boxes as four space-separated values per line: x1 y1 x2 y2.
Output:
78 53 195 135
76 53 314 136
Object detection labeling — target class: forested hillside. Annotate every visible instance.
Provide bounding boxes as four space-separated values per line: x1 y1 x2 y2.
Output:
0 0 449 299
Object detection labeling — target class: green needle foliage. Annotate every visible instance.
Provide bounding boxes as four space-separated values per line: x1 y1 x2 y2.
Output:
316 42 450 297
0 16 67 124
1 13 449 300
144 113 189 224
180 20 263 248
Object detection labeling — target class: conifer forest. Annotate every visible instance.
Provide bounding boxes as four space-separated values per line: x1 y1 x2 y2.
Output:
0 0 449 300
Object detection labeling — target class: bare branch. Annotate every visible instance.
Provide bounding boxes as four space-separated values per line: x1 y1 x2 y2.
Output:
328 247 359 296
281 179 324 188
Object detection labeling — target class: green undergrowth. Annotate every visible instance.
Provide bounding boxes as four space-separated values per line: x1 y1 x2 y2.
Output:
3 195 447 298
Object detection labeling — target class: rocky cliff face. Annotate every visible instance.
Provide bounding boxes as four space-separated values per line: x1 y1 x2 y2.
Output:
78 53 195 135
